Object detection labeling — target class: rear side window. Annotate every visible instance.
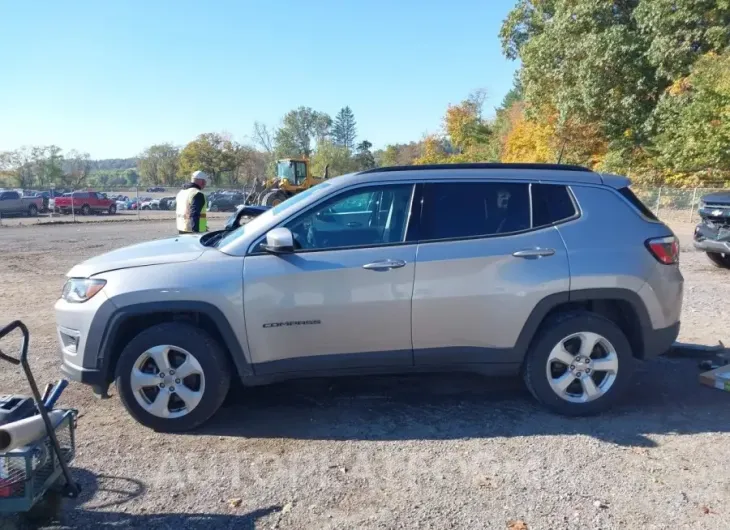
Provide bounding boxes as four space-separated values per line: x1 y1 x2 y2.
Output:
420 182 530 240
531 184 577 227
618 187 658 221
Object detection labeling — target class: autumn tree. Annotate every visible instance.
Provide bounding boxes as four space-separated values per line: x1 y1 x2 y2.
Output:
179 133 235 186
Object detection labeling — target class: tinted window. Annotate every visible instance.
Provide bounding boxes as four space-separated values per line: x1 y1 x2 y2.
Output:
283 184 413 251
421 182 530 240
619 187 658 221
531 184 577 227
3 191 20 200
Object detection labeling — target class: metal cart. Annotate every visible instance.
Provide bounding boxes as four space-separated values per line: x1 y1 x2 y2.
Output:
0 320 79 519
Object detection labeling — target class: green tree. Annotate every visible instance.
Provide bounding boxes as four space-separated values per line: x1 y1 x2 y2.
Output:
138 144 180 186
653 51 730 177
310 140 356 177
274 107 332 158
332 106 357 150
63 150 91 187
354 140 376 170
634 0 730 79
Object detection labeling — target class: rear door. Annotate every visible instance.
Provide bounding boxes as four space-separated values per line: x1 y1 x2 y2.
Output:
411 181 573 366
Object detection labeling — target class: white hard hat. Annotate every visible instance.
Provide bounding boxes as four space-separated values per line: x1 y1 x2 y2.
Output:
191 170 208 182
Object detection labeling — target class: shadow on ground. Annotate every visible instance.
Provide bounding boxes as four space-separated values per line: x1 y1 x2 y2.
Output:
198 354 730 448
3 468 280 530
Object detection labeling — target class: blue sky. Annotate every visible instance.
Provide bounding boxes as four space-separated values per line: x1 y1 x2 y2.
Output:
1 0 518 159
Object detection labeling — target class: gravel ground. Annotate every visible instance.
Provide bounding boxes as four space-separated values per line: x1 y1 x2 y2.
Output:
0 220 729 530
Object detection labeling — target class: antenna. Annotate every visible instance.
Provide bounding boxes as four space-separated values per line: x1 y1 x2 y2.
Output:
556 139 567 164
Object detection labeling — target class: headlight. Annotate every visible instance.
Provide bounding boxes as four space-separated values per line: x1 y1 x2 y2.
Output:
61 279 106 303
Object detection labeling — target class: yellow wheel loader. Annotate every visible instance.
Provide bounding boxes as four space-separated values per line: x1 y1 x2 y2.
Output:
247 159 329 207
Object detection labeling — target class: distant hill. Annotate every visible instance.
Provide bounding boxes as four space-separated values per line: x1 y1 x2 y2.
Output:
61 158 138 173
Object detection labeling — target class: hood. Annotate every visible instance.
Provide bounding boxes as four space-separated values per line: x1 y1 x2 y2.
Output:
702 192 730 206
68 236 205 278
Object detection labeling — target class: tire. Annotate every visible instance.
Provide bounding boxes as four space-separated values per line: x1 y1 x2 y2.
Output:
706 252 730 269
27 204 38 216
81 204 91 216
522 311 634 416
115 322 231 432
108 204 117 215
262 190 287 207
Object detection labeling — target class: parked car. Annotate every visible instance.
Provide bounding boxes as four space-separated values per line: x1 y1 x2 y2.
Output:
693 191 730 269
208 192 244 212
53 191 117 215
55 163 683 432
158 197 176 210
140 199 160 210
0 189 43 217
146 187 166 193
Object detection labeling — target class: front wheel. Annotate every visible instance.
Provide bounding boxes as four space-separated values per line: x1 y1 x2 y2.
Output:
108 204 117 215
522 312 634 416
262 190 287 207
115 323 231 432
706 252 730 269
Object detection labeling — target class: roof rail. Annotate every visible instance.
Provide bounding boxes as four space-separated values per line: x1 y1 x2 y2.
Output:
358 162 593 174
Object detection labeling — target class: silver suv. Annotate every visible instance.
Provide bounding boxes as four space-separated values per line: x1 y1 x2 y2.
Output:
55 163 683 431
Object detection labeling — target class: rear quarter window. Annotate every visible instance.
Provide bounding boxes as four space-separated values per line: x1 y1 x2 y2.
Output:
618 187 658 221
531 184 577 227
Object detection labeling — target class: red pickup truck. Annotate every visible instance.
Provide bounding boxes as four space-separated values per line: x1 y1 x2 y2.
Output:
53 191 117 215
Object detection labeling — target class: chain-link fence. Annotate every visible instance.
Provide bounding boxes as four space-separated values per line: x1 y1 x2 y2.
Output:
2 183 728 226
634 187 728 224
0 184 259 225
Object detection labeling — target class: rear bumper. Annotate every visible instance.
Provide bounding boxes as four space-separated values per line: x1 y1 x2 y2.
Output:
643 321 680 360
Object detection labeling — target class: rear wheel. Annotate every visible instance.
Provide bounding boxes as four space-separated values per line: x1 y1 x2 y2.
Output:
27 204 38 216
522 312 634 416
115 322 231 432
706 252 730 269
108 204 117 215
81 204 91 216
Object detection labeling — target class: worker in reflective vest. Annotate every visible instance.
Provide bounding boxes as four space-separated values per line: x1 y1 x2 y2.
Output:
176 170 208 234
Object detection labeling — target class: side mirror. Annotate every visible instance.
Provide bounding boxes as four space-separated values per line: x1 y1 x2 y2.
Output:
262 227 294 254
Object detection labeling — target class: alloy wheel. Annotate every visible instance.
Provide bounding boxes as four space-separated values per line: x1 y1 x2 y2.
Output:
545 332 619 403
130 345 205 418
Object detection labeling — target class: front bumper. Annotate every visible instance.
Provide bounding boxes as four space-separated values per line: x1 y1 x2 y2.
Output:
55 292 117 388
694 222 730 253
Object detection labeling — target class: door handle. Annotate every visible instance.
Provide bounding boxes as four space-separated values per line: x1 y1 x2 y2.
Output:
362 259 407 270
346 221 362 227
512 248 555 259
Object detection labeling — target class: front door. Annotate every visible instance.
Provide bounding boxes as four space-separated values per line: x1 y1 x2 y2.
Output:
243 183 417 374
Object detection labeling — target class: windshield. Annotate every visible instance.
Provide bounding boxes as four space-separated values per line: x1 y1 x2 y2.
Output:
215 181 332 249
276 160 295 180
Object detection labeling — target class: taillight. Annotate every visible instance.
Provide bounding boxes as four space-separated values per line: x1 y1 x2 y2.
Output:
646 236 679 265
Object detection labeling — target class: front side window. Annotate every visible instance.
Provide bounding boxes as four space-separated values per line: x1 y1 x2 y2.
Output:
420 182 530 240
283 184 413 251
3 191 20 200
276 160 294 180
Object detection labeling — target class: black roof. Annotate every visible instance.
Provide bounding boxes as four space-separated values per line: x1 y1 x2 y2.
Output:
359 163 593 174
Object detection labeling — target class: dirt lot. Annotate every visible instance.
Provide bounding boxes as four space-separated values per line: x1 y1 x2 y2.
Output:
0 220 729 529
